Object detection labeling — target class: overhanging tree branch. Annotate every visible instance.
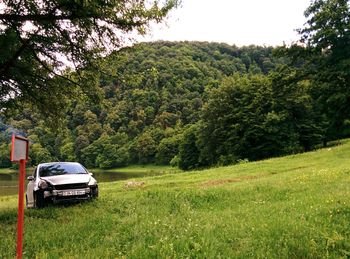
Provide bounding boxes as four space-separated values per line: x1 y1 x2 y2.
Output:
0 0 179 116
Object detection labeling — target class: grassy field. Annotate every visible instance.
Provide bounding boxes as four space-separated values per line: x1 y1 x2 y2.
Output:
1 140 350 258
91 164 181 174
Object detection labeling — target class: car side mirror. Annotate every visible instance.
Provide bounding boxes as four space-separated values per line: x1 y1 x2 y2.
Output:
27 176 34 181
89 172 93 176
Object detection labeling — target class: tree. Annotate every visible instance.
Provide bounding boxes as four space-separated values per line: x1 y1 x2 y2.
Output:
178 124 201 170
80 133 129 168
0 0 179 114
299 0 350 51
281 0 350 142
96 145 129 169
59 142 76 162
200 74 273 163
132 130 157 164
30 143 52 164
0 143 11 168
76 110 103 142
269 67 325 152
155 133 182 165
74 134 90 161
199 72 325 167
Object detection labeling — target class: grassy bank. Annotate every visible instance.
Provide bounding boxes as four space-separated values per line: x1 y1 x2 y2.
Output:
91 164 181 174
1 140 350 258
0 167 35 174
0 168 16 174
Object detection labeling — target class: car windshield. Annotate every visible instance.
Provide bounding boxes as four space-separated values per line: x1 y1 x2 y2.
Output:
39 163 87 177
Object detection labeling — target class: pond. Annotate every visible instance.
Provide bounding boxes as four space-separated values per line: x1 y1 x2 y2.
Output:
0 169 164 196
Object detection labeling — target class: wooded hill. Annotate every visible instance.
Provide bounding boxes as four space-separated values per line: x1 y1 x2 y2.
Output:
0 40 347 169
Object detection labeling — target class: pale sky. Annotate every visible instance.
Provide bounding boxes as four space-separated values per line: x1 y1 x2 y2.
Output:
142 0 312 46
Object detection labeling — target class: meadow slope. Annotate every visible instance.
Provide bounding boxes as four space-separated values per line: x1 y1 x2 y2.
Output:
1 140 350 258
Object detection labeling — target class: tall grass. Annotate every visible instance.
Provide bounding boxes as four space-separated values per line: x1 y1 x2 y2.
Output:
1 140 350 258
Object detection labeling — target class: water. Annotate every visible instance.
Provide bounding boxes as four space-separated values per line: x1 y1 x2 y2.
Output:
0 170 163 196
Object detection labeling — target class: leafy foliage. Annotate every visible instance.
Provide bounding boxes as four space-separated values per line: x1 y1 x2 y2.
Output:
0 33 342 169
0 0 178 115
196 71 324 166
0 42 285 169
281 0 350 141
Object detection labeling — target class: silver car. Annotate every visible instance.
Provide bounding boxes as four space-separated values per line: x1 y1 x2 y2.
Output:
26 162 98 208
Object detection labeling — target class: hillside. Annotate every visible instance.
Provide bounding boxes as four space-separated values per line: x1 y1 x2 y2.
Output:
1 139 350 257
0 41 286 169
1 40 347 171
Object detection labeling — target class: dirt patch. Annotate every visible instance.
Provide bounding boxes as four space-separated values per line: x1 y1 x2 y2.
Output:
200 175 259 188
124 181 145 188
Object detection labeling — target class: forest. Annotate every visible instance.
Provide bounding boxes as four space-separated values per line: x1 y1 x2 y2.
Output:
0 0 349 170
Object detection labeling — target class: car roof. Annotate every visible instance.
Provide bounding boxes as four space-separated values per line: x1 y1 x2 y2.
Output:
38 162 81 167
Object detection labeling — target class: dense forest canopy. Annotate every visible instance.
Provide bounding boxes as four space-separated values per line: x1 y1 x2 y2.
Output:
0 0 349 170
0 41 287 169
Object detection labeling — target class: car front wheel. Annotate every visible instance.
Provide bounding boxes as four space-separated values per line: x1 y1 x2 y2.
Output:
91 186 99 198
34 191 46 208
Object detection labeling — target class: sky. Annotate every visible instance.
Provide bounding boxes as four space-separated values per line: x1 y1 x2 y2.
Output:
142 0 312 47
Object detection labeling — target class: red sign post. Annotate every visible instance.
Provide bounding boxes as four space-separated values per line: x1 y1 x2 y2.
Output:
10 134 29 259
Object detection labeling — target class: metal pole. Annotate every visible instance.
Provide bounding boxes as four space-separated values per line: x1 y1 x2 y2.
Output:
16 159 26 259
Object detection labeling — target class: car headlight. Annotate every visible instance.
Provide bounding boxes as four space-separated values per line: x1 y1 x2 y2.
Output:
88 178 97 186
38 180 48 189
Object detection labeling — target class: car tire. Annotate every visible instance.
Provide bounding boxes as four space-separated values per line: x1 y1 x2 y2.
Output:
91 186 99 198
34 191 46 208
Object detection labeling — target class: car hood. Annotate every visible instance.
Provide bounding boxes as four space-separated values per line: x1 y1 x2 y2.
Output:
41 174 91 185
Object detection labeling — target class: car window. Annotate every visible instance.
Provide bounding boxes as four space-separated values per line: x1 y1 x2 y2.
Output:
39 164 88 177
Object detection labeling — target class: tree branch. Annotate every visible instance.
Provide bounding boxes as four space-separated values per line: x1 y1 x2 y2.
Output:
0 13 143 28
31 50 81 88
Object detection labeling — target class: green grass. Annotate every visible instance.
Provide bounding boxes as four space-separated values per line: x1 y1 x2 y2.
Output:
0 167 35 174
0 168 16 174
1 140 350 258
91 164 180 174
